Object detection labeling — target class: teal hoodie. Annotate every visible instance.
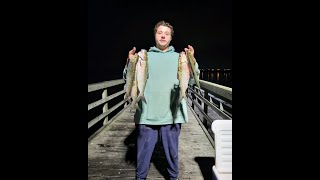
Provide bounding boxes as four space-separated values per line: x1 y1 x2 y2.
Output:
123 46 199 125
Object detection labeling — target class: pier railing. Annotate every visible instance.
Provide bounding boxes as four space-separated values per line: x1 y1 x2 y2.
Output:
88 79 129 141
88 78 232 141
187 80 232 138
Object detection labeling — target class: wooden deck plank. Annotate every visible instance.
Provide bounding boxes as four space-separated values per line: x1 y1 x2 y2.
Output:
88 102 215 180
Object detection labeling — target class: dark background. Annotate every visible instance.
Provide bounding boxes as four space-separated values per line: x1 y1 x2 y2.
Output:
5 0 313 179
88 0 232 83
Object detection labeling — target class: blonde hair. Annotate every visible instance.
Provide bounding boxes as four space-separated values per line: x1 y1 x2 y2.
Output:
153 20 174 36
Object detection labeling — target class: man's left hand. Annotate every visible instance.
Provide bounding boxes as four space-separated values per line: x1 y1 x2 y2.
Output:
184 45 195 57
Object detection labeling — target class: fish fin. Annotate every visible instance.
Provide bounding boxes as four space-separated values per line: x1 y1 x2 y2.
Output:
141 95 146 104
136 104 141 112
177 91 183 105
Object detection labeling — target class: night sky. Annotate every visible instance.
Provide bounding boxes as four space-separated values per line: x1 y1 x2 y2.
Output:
88 0 232 84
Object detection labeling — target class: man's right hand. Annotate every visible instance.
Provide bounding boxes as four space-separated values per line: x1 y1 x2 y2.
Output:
126 47 136 65
128 47 136 61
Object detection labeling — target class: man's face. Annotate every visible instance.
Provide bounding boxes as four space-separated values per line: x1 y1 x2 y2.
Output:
155 25 172 50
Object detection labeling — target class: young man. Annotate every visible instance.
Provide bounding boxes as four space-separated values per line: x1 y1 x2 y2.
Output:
123 20 200 180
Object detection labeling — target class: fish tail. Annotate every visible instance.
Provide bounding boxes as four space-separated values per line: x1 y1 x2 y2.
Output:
135 95 142 104
178 90 187 105
130 102 141 112
129 98 138 111
135 92 146 105
178 97 183 105
178 92 183 105
136 104 141 112
196 80 200 89
132 94 145 111
124 94 132 104
141 95 146 104
129 106 136 113
131 94 141 110
130 99 136 109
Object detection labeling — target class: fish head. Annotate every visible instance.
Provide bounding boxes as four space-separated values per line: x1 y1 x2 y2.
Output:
179 52 188 63
138 49 147 61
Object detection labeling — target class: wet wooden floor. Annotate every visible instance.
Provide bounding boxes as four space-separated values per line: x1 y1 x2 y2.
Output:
88 102 216 180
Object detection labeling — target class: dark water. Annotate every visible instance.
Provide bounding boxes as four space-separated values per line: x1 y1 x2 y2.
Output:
200 69 232 88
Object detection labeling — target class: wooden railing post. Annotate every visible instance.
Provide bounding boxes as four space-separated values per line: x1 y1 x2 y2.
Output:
102 89 108 125
203 89 209 128
191 85 195 109
219 101 224 112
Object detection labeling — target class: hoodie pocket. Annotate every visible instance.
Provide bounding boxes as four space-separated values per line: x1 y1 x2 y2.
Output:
146 92 174 120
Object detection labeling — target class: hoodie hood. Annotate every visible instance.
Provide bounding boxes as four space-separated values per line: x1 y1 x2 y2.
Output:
149 46 175 53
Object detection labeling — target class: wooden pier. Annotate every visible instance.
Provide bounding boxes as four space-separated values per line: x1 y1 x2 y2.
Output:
88 103 215 180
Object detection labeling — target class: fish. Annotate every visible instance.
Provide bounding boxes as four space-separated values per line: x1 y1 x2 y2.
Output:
187 51 200 88
131 49 148 111
124 53 139 104
178 52 190 105
130 72 138 112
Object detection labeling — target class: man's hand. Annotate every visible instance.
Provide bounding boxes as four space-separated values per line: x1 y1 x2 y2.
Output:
126 47 136 65
128 47 136 60
184 45 194 57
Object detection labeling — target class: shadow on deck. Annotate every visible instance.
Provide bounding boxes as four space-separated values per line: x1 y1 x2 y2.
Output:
88 103 215 180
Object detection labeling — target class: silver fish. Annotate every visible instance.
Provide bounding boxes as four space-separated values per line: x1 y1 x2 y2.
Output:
131 49 148 110
187 51 200 88
124 53 139 104
130 72 138 112
178 52 190 104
